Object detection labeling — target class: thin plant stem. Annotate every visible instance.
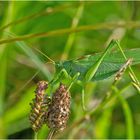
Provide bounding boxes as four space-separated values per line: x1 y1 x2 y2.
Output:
116 41 138 82
132 81 140 92
113 87 134 139
116 41 140 92
34 132 38 140
0 3 81 32
81 87 87 111
47 129 56 140
1 21 140 45
6 71 39 108
0 1 14 138
61 2 84 60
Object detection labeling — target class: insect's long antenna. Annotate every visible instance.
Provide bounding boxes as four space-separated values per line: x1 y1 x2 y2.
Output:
4 31 55 65
34 48 55 65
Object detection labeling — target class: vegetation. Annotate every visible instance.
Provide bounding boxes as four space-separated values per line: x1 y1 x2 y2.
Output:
0 1 140 139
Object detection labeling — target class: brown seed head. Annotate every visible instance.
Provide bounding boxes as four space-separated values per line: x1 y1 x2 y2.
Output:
115 58 132 81
46 83 71 131
29 81 50 132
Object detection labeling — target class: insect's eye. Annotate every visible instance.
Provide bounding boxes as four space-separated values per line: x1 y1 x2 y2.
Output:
56 62 63 68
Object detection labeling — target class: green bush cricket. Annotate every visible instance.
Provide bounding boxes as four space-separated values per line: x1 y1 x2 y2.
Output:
5 32 140 110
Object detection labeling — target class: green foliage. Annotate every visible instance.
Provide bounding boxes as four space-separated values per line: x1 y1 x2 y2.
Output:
0 1 140 139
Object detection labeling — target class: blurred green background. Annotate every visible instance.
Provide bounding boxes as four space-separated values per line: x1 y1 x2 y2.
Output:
0 1 140 139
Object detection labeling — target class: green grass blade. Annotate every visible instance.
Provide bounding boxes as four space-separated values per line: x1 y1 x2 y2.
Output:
0 50 7 138
0 1 14 138
0 50 7 116
15 41 52 81
0 3 80 32
119 95 134 139
61 3 84 60
113 87 134 139
116 40 140 91
6 32 52 81
0 21 140 45
95 108 113 138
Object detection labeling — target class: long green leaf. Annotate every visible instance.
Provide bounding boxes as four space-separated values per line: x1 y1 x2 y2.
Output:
0 1 15 138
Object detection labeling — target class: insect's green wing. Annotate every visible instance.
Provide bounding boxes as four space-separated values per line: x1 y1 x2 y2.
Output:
55 48 140 81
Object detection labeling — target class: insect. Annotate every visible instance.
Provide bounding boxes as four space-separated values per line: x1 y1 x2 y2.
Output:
7 32 140 110
48 40 140 110
51 40 140 86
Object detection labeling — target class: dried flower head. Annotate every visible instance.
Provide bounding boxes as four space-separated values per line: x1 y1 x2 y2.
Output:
29 81 50 132
114 58 132 81
46 83 71 131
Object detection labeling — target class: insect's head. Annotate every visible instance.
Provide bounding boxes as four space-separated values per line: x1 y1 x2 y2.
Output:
55 61 64 71
55 60 72 74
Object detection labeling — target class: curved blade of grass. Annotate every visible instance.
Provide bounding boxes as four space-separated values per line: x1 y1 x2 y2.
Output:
61 2 84 60
5 32 52 81
116 40 140 93
119 95 134 139
0 21 140 45
113 87 134 139
0 50 7 138
0 2 81 32
0 1 15 138
95 108 113 138
15 41 52 81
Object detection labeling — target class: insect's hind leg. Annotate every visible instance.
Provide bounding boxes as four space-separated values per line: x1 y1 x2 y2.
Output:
115 40 140 90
